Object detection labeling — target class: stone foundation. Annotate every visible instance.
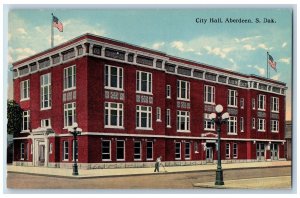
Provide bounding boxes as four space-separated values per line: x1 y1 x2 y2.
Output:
13 158 287 170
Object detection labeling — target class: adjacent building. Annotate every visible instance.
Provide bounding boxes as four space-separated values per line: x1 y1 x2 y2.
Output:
12 33 287 169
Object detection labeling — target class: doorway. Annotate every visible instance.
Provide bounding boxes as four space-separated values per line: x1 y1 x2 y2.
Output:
270 143 279 160
206 147 213 163
256 143 265 161
38 143 45 166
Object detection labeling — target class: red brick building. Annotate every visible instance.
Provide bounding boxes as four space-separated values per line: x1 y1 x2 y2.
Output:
12 33 287 169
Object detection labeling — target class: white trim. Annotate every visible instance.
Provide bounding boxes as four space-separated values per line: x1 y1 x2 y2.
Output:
177 80 190 101
258 118 266 132
136 70 152 94
63 65 76 91
64 102 76 128
101 140 111 161
20 79 30 101
204 85 215 104
226 143 230 159
228 89 238 107
136 105 152 129
175 142 181 160
12 36 286 96
14 131 286 143
177 110 190 132
40 73 52 109
166 109 171 128
166 85 171 99
233 143 238 159
104 102 124 128
104 64 124 90
258 94 266 111
133 141 142 161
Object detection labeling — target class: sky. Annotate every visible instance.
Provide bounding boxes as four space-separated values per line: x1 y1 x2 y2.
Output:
6 7 293 120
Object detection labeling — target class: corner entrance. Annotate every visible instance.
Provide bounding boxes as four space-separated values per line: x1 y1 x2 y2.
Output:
256 143 265 161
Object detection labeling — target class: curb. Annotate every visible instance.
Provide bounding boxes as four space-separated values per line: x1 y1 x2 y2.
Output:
7 165 291 179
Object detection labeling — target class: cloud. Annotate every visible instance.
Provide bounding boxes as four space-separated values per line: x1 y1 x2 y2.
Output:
9 47 36 63
282 42 287 48
243 44 256 51
195 52 203 56
17 28 27 35
271 73 281 80
248 65 266 76
257 43 272 50
204 46 227 58
152 42 165 50
171 41 194 52
234 35 261 43
279 58 290 64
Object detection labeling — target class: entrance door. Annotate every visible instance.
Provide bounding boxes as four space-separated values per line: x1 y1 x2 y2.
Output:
270 143 279 160
206 147 213 163
256 143 265 161
38 144 45 166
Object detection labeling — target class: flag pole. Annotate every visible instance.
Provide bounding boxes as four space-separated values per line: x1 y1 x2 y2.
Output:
267 52 269 78
51 13 54 48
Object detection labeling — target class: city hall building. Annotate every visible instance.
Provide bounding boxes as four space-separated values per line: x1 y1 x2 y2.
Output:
12 33 287 169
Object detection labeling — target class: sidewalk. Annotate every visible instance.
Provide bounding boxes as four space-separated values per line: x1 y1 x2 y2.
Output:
7 161 291 179
193 176 291 189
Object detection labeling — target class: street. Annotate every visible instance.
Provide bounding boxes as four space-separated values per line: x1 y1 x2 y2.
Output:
6 166 291 189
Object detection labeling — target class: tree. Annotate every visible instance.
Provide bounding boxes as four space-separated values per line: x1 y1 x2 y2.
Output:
7 100 23 135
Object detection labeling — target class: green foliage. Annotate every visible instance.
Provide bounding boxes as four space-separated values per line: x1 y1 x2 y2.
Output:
7 100 23 135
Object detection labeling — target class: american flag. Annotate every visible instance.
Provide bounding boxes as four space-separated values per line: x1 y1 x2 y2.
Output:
268 53 277 72
52 15 63 32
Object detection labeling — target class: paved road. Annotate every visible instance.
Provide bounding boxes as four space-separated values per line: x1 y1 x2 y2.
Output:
6 166 291 189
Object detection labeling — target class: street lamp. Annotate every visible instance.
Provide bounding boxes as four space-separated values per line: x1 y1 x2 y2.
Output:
68 122 82 176
209 104 229 185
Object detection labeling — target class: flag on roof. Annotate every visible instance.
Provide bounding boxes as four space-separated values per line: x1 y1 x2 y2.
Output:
52 14 63 32
268 53 277 72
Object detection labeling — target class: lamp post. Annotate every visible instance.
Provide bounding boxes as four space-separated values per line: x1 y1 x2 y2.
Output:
68 122 82 176
209 104 229 185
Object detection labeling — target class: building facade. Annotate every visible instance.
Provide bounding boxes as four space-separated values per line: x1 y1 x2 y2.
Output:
12 33 287 169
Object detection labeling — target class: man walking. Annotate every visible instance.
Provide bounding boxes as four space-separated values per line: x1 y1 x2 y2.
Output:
154 156 162 172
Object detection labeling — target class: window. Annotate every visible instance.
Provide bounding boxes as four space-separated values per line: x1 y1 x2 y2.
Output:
258 94 266 111
175 142 181 160
156 107 161 122
271 97 279 112
228 89 237 107
136 105 152 129
204 113 215 131
240 117 244 132
177 111 190 132
63 65 76 90
166 85 171 99
41 119 51 128
63 141 69 160
177 80 190 100
49 143 52 154
27 143 29 160
102 140 111 161
227 116 237 134
40 73 51 109
136 71 152 94
252 118 256 129
185 142 191 160
146 141 153 160
72 140 78 161
271 120 279 132
166 109 171 128
233 143 238 158
226 143 230 159
20 143 25 160
64 102 76 127
134 141 142 160
105 65 123 90
116 140 125 161
20 80 30 100
258 119 266 132
252 98 256 110
240 98 244 109
204 85 215 104
105 102 124 128
22 111 30 131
